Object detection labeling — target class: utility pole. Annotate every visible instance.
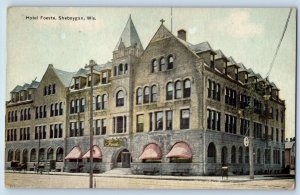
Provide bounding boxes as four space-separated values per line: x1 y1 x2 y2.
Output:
85 59 97 188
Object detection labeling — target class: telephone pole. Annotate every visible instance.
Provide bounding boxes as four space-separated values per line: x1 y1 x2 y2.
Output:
85 60 97 188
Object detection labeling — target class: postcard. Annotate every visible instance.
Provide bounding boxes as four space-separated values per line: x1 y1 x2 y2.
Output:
5 7 296 189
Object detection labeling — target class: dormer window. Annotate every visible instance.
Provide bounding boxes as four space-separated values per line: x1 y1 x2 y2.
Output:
75 78 80 89
235 68 238 81
20 91 24 101
11 93 16 102
102 72 108 84
210 54 215 68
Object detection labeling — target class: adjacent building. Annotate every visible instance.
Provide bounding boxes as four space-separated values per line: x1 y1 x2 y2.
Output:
5 16 286 175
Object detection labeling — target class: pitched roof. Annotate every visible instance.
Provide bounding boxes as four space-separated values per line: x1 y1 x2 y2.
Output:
215 50 227 60
21 83 30 91
74 68 89 77
189 41 213 53
53 68 75 87
11 85 23 93
94 61 112 72
28 80 40 89
114 15 143 51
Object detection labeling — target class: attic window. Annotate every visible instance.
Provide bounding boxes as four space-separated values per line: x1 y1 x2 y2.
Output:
152 59 158 73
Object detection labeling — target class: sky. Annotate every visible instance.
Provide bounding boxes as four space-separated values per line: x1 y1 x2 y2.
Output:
6 7 296 138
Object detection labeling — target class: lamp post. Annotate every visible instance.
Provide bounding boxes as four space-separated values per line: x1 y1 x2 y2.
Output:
85 60 97 188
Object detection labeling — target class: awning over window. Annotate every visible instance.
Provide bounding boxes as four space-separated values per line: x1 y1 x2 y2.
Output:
82 145 102 159
65 146 82 160
139 143 162 160
166 142 192 159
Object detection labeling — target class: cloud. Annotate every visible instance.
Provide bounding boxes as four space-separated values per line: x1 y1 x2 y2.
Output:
209 10 264 38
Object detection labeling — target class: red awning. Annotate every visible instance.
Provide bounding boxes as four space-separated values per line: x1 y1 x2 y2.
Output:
166 142 192 159
82 145 102 159
65 146 82 160
139 143 162 160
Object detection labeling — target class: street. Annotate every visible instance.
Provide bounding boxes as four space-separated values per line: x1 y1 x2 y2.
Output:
5 172 294 189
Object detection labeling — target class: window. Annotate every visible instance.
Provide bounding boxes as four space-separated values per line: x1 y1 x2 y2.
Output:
43 105 47 118
96 95 101 110
276 128 279 142
80 98 85 112
24 109 27 120
160 57 166 71
59 124 62 137
55 103 58 116
59 102 63 115
75 78 80 89
116 90 124 107
240 119 250 136
56 148 63 162
20 110 23 121
39 106 43 118
52 84 56 94
167 55 174 69
47 148 54 160
143 87 150 103
30 149 36 162
7 150 13 162
39 148 45 162
136 114 144 132
183 79 191 98
216 84 220 100
136 88 143 105
221 146 228 165
114 116 126 133
155 112 163 131
44 86 47 96
95 119 107 135
207 143 216 163
124 64 128 74
48 85 52 95
175 81 182 99
208 80 212 98
152 59 158 72
151 85 158 102
70 101 75 114
166 82 173 100
28 108 31 120
102 72 108 84
180 109 190 129
50 125 53 138
102 94 108 109
166 111 173 130
118 64 123 75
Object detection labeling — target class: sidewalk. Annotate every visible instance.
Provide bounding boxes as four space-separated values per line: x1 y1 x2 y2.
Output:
5 170 293 182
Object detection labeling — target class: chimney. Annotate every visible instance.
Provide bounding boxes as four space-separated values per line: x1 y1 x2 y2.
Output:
177 29 187 41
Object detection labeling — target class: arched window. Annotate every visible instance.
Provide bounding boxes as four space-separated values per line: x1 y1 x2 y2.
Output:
39 148 45 162
238 147 243 163
39 106 43 118
20 110 23 121
175 81 182 99
151 85 158 102
231 146 236 163
52 84 56 94
28 108 31 120
102 94 108 109
22 149 28 163
118 64 123 75
207 142 216 163
96 95 101 110
56 147 63 162
48 85 52 95
44 86 47 96
257 148 261 164
221 146 228 165
15 149 20 162
50 125 53 138
160 57 166 71
166 82 173 100
144 87 150 103
152 59 158 73
136 88 143 105
47 148 54 160
124 63 128 74
30 149 36 162
59 102 63 115
7 150 13 162
24 108 27 120
80 98 85 112
54 124 58 138
116 90 124 107
50 104 54 116
43 105 47 118
55 103 58 116
168 55 174 69
183 79 191 98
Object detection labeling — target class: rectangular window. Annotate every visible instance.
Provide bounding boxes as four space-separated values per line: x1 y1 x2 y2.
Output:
166 111 173 130
136 114 144 132
101 119 107 135
155 112 163 131
149 113 153 131
217 112 221 131
116 116 124 133
276 128 279 142
207 109 211 129
95 120 101 135
102 72 107 84
75 78 80 89
180 109 190 129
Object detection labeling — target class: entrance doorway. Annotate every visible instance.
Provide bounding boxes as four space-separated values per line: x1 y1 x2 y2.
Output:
116 149 131 168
